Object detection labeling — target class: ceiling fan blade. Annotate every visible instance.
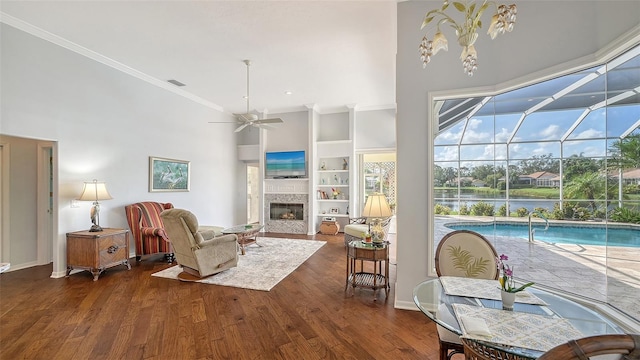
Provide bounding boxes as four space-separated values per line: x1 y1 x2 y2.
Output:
234 123 250 132
255 117 284 124
256 123 276 130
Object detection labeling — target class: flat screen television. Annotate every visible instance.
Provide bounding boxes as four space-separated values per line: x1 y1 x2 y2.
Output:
265 150 306 178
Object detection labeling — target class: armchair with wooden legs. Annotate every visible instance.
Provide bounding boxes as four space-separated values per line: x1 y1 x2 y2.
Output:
125 201 174 262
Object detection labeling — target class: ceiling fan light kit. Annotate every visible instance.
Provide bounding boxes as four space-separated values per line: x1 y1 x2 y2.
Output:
209 59 284 132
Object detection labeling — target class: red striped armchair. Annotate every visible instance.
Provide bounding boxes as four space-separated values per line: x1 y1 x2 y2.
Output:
125 202 174 262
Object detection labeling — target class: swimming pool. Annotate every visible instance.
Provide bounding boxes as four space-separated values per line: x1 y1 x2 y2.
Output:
445 223 640 248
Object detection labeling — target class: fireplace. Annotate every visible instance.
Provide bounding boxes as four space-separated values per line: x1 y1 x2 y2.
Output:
264 192 308 234
270 203 304 221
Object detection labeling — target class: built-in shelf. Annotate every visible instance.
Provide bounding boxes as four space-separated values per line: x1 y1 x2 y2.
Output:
317 184 348 188
265 178 309 181
318 169 348 173
317 199 348 203
316 214 349 218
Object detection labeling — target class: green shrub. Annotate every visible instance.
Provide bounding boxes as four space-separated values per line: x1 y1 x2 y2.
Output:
532 207 551 218
515 207 529 217
459 203 469 215
497 204 508 217
470 201 495 216
551 202 585 220
496 181 507 190
609 207 640 224
551 202 564 220
572 206 592 221
623 184 640 194
592 208 607 219
434 204 452 215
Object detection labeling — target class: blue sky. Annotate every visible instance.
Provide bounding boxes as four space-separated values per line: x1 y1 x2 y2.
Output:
435 104 639 167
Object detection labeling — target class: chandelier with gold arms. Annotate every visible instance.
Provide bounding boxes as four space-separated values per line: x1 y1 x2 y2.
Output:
419 0 517 76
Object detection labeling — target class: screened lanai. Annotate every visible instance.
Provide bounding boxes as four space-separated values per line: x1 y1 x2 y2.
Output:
432 44 640 321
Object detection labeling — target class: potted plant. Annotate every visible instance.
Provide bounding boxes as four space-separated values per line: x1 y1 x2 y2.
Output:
496 254 535 310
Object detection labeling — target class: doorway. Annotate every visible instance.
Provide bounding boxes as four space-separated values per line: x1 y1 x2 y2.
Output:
359 152 397 261
359 153 397 216
0 135 57 273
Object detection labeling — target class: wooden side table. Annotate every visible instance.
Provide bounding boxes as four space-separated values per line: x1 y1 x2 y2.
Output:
345 240 389 299
66 228 131 281
319 220 340 235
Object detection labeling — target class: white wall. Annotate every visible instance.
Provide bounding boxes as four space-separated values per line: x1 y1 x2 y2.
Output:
266 111 309 153
355 108 396 150
318 112 349 141
395 1 640 309
1 24 241 276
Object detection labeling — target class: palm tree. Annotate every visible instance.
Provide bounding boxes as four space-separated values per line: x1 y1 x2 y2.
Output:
564 172 605 211
609 133 640 170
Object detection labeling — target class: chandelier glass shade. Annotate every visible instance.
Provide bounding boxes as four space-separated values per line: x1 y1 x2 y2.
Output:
419 0 517 76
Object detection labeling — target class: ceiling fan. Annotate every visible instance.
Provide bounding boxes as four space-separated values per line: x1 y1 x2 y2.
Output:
209 59 283 132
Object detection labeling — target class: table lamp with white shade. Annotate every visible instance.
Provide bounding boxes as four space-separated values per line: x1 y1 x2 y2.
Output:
362 193 392 243
77 179 113 232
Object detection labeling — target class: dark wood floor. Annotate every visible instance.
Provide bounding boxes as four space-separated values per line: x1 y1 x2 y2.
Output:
0 233 440 359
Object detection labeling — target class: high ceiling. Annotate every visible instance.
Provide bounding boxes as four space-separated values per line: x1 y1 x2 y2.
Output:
0 1 397 115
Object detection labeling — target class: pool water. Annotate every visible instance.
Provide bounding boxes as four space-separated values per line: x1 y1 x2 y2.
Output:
445 223 640 248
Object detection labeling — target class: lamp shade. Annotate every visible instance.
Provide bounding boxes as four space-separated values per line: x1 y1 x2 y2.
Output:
362 193 392 218
77 180 113 201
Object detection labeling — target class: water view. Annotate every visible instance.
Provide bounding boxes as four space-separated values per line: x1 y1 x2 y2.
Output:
435 189 558 213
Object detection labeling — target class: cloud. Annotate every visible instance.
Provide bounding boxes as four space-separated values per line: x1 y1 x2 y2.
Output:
573 128 604 139
435 146 459 161
538 125 561 140
462 118 492 143
495 128 511 142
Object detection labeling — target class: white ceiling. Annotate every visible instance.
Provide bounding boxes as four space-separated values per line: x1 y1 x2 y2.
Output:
0 1 398 115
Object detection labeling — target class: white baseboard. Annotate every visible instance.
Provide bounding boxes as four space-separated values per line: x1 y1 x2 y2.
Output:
394 299 419 311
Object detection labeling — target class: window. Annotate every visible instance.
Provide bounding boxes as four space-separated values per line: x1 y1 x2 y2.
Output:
432 45 640 321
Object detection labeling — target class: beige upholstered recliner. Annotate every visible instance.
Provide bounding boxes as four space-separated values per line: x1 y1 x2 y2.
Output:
160 208 239 278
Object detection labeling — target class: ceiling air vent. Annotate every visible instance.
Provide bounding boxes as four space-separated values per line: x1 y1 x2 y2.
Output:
167 79 186 87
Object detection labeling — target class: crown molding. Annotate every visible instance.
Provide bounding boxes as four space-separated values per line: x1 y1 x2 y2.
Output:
0 12 224 112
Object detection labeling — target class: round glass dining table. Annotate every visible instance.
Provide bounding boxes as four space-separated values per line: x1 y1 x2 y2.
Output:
413 278 625 359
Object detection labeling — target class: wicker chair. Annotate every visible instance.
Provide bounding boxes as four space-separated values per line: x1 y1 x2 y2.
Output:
461 338 531 360
435 230 499 360
538 334 640 360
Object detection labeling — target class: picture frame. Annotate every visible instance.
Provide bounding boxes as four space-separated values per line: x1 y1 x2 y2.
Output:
149 156 190 192
330 208 340 214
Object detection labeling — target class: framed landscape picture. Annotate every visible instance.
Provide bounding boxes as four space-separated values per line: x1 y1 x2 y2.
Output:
149 156 190 192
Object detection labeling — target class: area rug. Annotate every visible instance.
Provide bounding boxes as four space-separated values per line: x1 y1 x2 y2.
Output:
151 237 325 291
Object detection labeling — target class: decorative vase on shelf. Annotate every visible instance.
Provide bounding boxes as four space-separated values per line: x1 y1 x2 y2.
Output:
501 290 516 310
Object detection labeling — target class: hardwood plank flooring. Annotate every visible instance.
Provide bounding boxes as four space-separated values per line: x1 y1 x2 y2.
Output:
0 233 441 359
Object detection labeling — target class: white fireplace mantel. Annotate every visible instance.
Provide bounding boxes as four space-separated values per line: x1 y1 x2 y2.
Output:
264 178 309 194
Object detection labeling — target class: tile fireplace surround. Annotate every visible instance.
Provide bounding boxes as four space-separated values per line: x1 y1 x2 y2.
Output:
264 179 309 234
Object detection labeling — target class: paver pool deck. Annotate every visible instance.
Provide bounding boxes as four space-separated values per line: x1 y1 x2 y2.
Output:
434 216 640 322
